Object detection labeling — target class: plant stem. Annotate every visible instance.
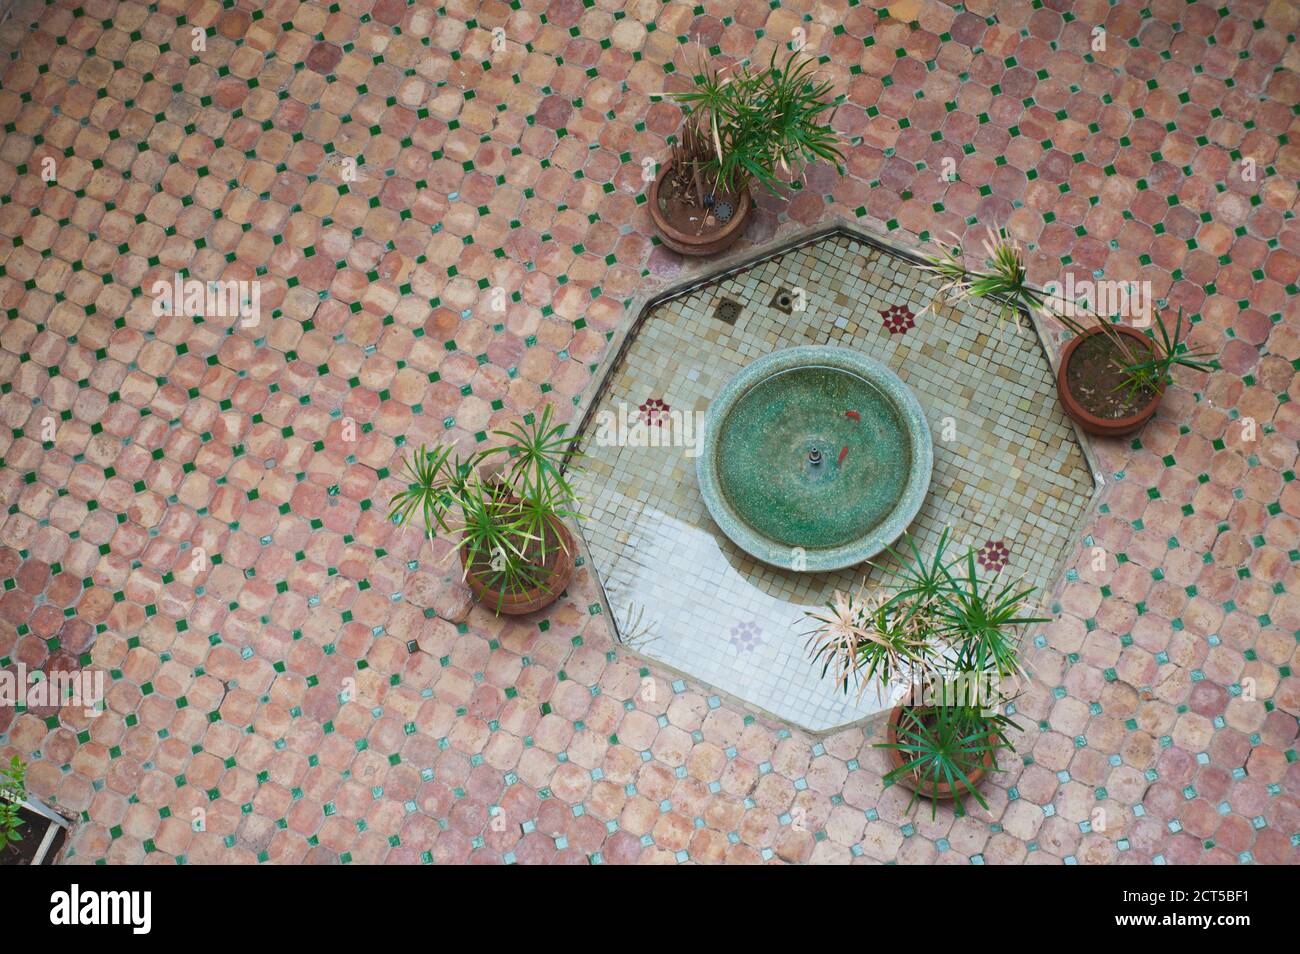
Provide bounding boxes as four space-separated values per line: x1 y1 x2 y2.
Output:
690 160 709 234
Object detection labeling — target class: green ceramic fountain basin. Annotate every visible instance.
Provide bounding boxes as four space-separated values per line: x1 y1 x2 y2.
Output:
697 346 933 571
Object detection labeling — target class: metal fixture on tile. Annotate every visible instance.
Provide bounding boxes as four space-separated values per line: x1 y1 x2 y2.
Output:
714 298 742 325
770 288 796 314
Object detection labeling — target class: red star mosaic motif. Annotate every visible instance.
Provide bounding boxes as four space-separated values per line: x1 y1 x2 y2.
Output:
637 398 671 427
978 540 1011 573
881 304 916 334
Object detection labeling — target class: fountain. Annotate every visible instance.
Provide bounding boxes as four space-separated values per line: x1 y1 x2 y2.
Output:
696 345 933 571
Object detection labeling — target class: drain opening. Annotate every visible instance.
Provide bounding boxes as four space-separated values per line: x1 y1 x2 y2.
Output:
770 288 796 314
714 298 742 325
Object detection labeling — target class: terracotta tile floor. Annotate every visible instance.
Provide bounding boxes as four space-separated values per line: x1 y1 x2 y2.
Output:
0 0 1296 865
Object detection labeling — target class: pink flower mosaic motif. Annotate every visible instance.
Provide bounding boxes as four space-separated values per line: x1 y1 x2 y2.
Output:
881 304 915 334
729 621 762 652
978 540 1011 573
637 398 671 426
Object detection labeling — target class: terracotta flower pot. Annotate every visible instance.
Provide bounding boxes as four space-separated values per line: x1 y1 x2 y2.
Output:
648 160 753 257
1056 325 1164 438
461 516 576 616
884 705 997 801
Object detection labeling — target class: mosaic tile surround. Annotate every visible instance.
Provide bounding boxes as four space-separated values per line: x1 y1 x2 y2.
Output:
572 233 1097 729
0 0 1296 866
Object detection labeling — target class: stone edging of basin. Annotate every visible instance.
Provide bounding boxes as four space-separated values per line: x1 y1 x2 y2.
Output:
694 345 934 572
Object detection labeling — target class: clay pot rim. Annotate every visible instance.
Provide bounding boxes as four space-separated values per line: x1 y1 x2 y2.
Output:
1057 324 1164 433
462 516 576 615
647 159 753 249
884 704 996 801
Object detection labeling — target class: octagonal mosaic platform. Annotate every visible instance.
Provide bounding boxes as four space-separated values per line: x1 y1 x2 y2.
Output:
571 230 1100 731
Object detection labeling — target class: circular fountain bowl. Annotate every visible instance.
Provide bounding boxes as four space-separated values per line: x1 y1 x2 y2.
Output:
697 345 933 572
